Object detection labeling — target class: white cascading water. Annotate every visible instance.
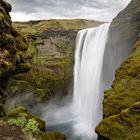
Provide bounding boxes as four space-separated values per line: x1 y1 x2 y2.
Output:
73 23 110 139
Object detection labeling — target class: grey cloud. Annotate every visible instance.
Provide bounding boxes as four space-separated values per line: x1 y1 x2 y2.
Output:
6 0 131 21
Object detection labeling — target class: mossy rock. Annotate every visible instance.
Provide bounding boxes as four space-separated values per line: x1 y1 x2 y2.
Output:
0 0 31 117
103 38 140 118
7 107 45 131
97 0 140 139
34 131 66 140
6 107 66 140
96 102 140 140
0 117 66 140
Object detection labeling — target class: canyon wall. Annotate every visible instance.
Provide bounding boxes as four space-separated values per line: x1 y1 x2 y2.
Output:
96 0 140 139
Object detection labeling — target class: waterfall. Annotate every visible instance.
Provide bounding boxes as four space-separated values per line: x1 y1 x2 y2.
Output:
41 21 131 140
73 23 110 139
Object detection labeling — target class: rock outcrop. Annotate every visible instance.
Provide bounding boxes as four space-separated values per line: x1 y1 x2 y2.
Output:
5 106 66 140
0 2 67 139
0 0 30 117
6 19 101 106
96 102 140 140
96 0 140 139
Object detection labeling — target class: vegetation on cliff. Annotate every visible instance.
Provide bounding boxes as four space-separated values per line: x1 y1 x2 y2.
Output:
96 38 140 140
96 0 140 139
6 19 101 104
0 0 30 117
0 106 66 140
103 38 140 118
0 1 66 139
96 102 140 140
5 107 66 140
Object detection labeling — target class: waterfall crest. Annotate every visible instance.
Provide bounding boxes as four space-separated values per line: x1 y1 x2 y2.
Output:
73 23 110 139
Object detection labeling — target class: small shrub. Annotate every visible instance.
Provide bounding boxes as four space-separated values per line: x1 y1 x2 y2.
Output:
8 117 27 128
8 117 39 135
23 118 39 135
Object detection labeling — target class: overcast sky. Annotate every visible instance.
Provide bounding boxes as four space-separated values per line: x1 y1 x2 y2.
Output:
7 0 131 22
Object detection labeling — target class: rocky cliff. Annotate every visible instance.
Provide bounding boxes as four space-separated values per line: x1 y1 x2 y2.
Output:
96 0 140 139
6 19 101 107
0 0 30 117
0 1 66 139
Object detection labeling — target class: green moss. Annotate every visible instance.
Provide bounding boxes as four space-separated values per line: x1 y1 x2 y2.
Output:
96 38 140 139
34 131 66 140
7 107 45 131
0 0 31 117
8 117 39 135
6 107 66 140
103 39 140 118
96 1 140 137
96 102 140 140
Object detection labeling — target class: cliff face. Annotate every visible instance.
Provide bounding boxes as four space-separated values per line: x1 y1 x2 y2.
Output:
0 0 30 117
6 19 101 106
96 0 140 139
0 1 66 139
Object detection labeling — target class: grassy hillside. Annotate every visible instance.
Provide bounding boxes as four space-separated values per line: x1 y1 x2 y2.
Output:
13 19 101 33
